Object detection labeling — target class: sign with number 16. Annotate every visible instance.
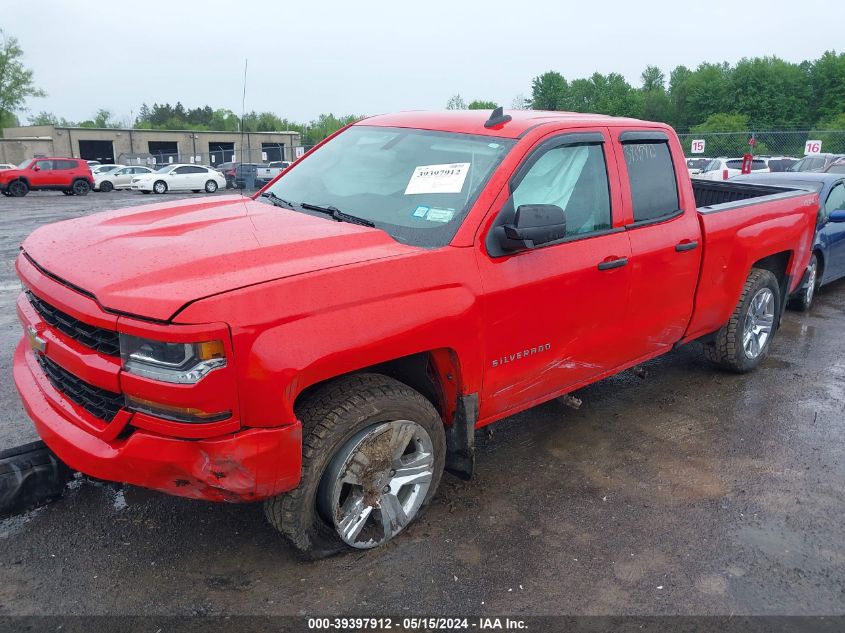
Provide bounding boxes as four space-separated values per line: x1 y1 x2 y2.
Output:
805 140 822 155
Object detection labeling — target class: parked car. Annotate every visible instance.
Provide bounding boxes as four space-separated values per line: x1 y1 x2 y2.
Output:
256 161 291 183
731 171 845 310
822 157 845 174
13 110 816 557
216 162 261 189
92 164 123 175
86 160 101 169
696 156 770 180
0 163 15 171
130 164 225 194
685 157 711 176
0 157 93 197
788 153 845 173
760 156 799 172
94 166 154 192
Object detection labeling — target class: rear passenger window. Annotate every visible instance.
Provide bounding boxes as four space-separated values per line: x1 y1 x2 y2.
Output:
55 160 77 170
622 141 679 223
826 183 845 212
511 143 611 237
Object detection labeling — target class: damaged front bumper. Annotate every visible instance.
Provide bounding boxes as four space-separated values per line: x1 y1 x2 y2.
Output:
13 341 302 502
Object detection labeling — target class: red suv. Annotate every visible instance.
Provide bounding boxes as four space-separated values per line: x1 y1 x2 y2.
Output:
0 158 94 197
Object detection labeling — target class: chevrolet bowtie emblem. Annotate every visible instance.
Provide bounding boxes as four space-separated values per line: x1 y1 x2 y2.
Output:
26 326 47 354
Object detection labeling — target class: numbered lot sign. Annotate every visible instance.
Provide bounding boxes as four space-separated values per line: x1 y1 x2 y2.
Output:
805 140 822 155
691 139 706 154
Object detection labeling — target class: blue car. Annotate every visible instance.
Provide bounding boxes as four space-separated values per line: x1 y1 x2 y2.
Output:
732 172 845 310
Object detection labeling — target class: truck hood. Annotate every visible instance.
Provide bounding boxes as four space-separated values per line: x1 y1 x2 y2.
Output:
22 195 417 321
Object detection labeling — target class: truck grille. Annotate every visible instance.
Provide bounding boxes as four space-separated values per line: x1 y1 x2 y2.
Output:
35 354 123 423
26 291 120 356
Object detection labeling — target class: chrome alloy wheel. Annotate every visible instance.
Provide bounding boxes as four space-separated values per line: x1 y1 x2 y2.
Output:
805 259 818 305
318 419 435 549
743 287 775 359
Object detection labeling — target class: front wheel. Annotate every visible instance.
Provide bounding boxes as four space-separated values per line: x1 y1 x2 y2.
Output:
704 268 780 373
153 180 167 194
8 180 28 197
788 254 818 312
99 180 114 193
264 373 445 559
204 180 218 193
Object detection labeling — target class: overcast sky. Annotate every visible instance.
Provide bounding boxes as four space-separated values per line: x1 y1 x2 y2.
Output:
5 0 843 125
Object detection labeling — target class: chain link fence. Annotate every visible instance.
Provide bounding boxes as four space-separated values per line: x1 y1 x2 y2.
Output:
677 130 845 159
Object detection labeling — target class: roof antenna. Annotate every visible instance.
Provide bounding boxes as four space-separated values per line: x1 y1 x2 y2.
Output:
484 106 512 129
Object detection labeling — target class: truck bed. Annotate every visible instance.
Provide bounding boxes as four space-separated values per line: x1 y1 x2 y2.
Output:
692 179 802 210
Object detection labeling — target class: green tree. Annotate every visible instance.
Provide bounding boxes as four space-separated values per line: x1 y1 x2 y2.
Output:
809 51 845 122
467 100 497 110
809 113 845 154
730 56 811 128
0 29 45 136
640 66 671 123
668 65 694 130
691 113 753 155
446 94 467 110
530 71 567 110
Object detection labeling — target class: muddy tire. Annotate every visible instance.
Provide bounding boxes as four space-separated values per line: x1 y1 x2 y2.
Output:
787 254 818 312
704 268 780 373
264 373 445 559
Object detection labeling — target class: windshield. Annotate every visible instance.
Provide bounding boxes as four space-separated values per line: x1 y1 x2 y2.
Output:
17 159 33 169
156 166 173 173
260 125 515 247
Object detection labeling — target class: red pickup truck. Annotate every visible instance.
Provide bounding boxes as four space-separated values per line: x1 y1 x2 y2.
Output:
13 110 816 557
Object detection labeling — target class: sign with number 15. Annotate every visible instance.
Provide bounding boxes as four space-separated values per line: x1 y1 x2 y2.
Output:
690 139 706 154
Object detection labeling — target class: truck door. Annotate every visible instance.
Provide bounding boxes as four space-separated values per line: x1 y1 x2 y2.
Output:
614 131 702 355
476 130 632 419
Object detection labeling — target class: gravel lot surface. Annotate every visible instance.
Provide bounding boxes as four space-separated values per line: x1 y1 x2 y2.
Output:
0 191 843 616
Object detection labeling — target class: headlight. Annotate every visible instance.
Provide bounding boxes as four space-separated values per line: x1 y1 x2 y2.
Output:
119 334 226 384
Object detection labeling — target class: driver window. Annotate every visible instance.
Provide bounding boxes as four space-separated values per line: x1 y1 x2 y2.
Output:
511 143 611 236
36 160 53 170
826 183 845 214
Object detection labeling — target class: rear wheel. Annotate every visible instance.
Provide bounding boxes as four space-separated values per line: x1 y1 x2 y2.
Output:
99 180 114 193
153 180 167 194
72 180 90 196
204 180 218 193
8 180 28 197
704 268 780 373
264 373 445 559
787 254 818 312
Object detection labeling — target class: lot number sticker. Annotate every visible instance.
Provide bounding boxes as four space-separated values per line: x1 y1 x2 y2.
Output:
805 140 822 155
405 163 470 195
690 139 706 154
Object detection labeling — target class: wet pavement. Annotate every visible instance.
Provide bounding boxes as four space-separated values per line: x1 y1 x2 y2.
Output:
0 191 843 616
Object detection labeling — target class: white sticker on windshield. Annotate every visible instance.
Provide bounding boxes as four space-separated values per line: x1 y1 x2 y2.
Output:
404 163 470 195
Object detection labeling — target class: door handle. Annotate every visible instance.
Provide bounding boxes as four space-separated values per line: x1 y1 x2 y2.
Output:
675 240 699 252
597 256 628 271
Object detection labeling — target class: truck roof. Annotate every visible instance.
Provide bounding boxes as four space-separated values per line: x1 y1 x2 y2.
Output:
359 110 657 139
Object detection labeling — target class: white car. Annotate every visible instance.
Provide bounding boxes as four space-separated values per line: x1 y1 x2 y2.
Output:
0 163 16 171
696 157 769 180
131 164 226 194
92 164 125 176
94 166 154 192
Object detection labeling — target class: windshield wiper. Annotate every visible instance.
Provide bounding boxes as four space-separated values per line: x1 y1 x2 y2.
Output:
300 202 375 227
259 191 297 209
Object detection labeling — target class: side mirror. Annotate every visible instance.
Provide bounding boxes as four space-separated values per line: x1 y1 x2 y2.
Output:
32 165 40 172
829 209 845 223
498 204 567 252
